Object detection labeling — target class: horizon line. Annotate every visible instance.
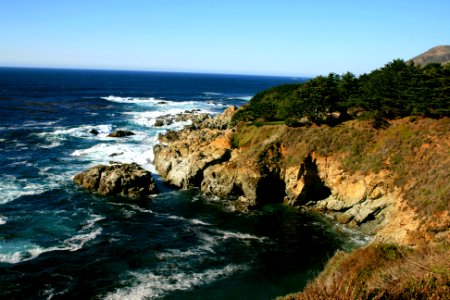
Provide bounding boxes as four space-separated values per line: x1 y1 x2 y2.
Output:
0 64 314 79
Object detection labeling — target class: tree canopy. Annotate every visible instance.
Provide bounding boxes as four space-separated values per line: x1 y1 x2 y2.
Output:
232 60 450 125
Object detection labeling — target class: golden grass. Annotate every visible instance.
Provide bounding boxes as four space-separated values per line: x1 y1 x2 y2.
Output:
280 243 450 300
234 117 450 221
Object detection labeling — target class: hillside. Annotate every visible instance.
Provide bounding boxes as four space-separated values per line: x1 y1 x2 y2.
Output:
410 45 450 66
154 110 450 299
153 54 450 299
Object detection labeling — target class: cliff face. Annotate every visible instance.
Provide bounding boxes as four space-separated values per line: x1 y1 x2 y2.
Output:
153 108 449 244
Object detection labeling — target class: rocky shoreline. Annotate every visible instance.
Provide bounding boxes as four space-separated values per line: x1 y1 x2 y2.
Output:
73 106 449 298
152 106 422 243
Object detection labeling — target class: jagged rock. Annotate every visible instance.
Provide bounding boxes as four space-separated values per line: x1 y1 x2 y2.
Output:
73 163 157 198
107 130 135 138
201 161 259 205
201 106 237 129
154 143 231 188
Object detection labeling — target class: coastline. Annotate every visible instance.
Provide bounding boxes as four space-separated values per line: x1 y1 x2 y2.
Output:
152 106 450 298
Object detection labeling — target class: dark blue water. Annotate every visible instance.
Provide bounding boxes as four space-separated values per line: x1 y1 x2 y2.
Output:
0 67 367 299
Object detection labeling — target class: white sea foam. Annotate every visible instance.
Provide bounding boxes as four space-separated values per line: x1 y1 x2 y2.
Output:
23 120 60 127
0 215 104 264
0 215 7 225
37 124 113 140
104 264 248 300
0 241 45 264
334 223 372 249
61 227 102 251
112 203 153 214
0 176 46 204
7 160 33 167
213 229 268 242
202 92 223 96
165 215 211 226
155 248 203 260
101 96 166 104
0 168 78 205
70 138 155 172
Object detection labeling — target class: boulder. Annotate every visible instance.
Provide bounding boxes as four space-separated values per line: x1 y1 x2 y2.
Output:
73 163 157 198
107 130 135 138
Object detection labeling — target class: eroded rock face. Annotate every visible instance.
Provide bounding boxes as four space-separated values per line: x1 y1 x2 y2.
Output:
153 107 240 189
152 106 395 233
73 163 157 198
283 153 393 230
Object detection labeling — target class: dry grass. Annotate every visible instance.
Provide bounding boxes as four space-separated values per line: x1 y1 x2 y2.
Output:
280 243 450 300
231 117 450 299
234 117 450 221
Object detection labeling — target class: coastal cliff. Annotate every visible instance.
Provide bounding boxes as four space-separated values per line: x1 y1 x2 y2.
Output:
154 107 450 298
154 108 449 241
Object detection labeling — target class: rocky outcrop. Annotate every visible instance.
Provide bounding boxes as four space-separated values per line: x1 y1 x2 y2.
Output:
153 108 449 241
153 106 238 188
201 143 287 210
73 163 157 198
283 153 398 235
153 111 210 128
107 129 135 138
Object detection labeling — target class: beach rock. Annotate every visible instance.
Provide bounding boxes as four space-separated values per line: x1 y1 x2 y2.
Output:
73 163 157 198
107 130 135 138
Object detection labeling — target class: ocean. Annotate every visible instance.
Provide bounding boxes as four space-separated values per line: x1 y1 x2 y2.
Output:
0 67 368 299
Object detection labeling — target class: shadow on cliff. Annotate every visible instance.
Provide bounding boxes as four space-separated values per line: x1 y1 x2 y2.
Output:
295 154 331 205
256 143 287 205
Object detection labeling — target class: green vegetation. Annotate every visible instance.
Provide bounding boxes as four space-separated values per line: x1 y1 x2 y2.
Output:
232 60 450 125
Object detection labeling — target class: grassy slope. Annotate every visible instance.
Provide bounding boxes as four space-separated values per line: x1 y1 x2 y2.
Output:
232 117 450 299
235 117 449 226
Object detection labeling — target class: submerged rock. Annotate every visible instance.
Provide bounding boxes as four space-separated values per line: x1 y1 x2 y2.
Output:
73 163 157 198
107 130 135 138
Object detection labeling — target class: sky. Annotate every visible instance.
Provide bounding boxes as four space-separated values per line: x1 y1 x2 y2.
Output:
0 0 449 76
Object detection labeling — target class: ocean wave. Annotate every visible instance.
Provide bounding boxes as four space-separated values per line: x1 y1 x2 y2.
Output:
111 203 153 214
165 215 211 226
0 176 46 204
0 215 104 264
22 120 61 127
202 92 223 96
213 229 268 242
104 264 248 300
101 96 167 104
0 215 6 225
36 124 113 140
70 139 155 172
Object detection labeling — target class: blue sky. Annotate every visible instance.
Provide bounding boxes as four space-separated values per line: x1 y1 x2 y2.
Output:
0 0 449 76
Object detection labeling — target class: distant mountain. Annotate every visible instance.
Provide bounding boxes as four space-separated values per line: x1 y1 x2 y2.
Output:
410 45 450 65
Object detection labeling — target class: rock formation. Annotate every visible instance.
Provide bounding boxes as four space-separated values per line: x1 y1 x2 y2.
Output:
153 106 237 189
107 129 135 138
73 163 157 198
153 107 449 244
